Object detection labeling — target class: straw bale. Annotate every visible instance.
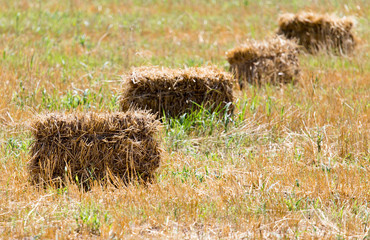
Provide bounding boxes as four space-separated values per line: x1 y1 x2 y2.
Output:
277 12 356 54
28 111 161 188
120 66 234 118
226 36 300 88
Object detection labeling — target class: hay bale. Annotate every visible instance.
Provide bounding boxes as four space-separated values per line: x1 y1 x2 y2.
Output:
28 111 161 188
120 66 234 118
226 37 300 88
277 12 356 54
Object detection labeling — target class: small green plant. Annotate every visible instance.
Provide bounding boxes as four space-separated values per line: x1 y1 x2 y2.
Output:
4 137 30 157
164 103 234 151
75 202 109 235
285 196 303 211
40 88 117 111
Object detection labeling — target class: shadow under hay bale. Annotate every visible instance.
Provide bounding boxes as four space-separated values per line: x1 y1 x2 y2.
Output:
277 12 357 54
226 37 300 89
28 111 161 189
120 66 234 119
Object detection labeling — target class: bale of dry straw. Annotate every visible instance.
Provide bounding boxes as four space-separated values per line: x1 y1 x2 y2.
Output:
120 66 234 118
28 111 161 187
226 37 300 88
277 12 356 54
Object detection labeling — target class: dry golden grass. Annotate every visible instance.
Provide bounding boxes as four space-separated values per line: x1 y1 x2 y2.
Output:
0 0 369 239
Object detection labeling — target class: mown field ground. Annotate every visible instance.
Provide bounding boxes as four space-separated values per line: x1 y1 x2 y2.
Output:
0 0 369 238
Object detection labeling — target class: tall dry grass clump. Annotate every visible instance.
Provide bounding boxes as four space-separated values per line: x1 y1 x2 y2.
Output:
226 36 300 88
277 12 357 54
28 111 162 188
120 66 234 118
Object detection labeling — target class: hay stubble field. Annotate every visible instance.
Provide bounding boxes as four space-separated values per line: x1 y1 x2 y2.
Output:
0 0 369 239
